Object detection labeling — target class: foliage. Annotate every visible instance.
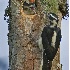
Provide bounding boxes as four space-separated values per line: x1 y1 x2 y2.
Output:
40 0 69 19
4 2 12 23
4 6 11 18
58 2 69 19
40 0 59 13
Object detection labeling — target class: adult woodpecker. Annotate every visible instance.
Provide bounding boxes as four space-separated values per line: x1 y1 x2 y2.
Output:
41 13 61 61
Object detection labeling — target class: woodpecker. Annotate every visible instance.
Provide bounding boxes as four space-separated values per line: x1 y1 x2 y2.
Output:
41 13 61 61
23 0 37 10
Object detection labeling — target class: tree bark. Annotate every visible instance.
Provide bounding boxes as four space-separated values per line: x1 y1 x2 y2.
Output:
8 0 64 70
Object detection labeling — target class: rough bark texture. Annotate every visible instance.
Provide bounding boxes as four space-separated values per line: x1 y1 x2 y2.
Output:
7 0 64 70
51 48 62 70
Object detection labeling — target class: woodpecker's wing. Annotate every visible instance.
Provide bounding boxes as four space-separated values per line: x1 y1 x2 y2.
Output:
41 27 49 49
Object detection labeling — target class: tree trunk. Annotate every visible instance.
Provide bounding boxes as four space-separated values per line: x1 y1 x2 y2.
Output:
7 0 64 70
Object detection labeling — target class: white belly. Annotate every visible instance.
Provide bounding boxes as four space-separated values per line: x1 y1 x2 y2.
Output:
51 31 57 48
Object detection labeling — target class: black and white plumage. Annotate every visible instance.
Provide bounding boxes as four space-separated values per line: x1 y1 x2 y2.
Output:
49 13 58 19
41 25 61 60
41 13 61 61
48 12 59 23
23 1 37 10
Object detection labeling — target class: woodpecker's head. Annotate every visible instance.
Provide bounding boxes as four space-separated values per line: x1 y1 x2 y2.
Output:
23 0 36 12
48 13 59 27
